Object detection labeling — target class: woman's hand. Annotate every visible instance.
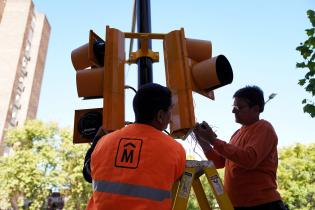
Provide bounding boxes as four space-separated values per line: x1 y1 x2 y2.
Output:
193 121 217 144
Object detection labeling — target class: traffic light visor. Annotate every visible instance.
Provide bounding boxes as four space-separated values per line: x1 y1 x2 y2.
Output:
191 55 233 93
186 38 212 62
76 67 103 98
71 43 90 70
71 30 105 71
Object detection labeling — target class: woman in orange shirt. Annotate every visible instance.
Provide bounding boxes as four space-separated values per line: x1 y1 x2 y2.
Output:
194 85 288 210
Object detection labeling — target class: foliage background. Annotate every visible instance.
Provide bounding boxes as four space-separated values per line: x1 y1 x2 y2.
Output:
0 120 314 209
296 9 315 117
0 120 91 210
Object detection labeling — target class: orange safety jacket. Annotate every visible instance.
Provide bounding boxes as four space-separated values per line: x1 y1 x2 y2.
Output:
86 123 186 210
205 119 281 207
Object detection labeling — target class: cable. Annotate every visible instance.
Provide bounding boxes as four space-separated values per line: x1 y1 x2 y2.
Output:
125 85 137 93
129 0 137 61
188 132 205 160
163 129 170 135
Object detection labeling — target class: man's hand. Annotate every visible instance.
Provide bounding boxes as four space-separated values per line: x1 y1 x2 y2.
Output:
193 121 217 144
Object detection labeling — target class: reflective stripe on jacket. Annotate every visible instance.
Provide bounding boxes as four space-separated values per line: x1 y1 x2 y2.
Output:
93 180 171 201
86 123 186 210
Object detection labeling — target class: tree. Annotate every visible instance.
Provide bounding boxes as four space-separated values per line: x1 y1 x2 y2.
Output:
296 9 315 117
0 120 91 210
58 128 92 209
278 143 315 209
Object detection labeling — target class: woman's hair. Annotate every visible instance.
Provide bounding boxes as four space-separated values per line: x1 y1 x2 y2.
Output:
233 85 265 112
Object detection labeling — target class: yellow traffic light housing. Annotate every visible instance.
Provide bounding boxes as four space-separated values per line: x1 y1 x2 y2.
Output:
187 37 233 98
71 26 125 143
163 28 233 139
102 26 125 132
71 30 105 99
71 26 233 142
163 29 196 139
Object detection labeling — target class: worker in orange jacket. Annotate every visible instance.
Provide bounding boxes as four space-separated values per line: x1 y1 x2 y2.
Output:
193 85 288 210
85 83 186 210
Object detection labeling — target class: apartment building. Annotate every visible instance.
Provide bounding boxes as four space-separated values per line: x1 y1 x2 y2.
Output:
0 0 50 154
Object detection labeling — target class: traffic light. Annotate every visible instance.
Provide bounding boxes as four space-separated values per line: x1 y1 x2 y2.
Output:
71 26 125 143
71 30 105 99
163 28 233 139
73 108 103 144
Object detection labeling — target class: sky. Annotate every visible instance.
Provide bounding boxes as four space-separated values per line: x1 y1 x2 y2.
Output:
33 0 314 149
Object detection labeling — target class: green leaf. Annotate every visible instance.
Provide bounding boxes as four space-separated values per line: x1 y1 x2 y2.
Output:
303 103 315 117
307 62 315 73
298 79 306 86
306 28 315 36
307 10 315 27
296 62 306 68
296 11 315 118
307 9 315 17
296 44 312 59
305 71 313 79
307 36 315 47
305 83 315 93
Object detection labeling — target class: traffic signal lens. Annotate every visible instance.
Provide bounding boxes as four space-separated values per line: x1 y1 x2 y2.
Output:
216 55 233 88
78 111 102 140
93 40 105 66
191 55 233 91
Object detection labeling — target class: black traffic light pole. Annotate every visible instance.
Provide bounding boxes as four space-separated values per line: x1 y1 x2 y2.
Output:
136 0 153 88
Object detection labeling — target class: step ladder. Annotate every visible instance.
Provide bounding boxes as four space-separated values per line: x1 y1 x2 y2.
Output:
172 160 234 210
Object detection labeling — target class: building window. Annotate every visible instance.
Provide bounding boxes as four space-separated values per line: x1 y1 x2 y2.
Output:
17 81 25 93
10 106 19 127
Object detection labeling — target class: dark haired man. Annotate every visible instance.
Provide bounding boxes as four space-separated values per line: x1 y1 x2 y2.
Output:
194 85 288 210
86 83 186 210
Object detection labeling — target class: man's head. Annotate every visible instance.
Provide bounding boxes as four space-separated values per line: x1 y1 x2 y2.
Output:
133 83 173 130
232 85 265 125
